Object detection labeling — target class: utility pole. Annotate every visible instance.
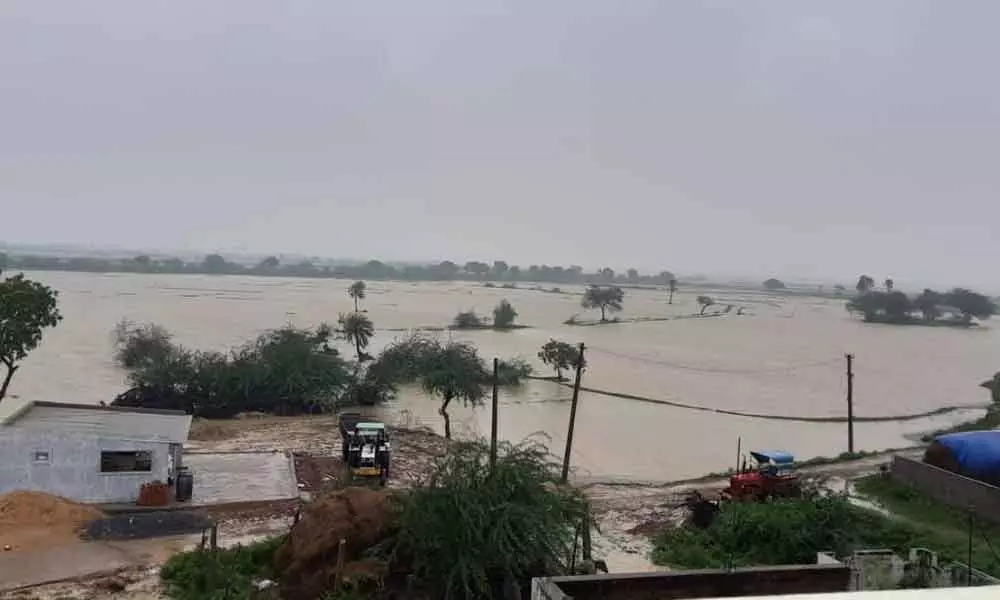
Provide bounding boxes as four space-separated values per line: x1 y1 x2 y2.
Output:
490 357 499 475
846 353 855 454
561 343 586 483
968 506 975 586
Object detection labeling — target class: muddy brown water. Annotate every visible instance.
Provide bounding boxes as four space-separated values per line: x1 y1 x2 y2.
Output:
8 271 1000 481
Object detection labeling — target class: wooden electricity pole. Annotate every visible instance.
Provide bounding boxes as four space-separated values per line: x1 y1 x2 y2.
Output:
561 343 586 484
490 357 499 474
846 353 855 454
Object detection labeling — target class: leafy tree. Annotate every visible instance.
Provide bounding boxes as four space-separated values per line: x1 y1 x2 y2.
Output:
492 299 518 329
338 312 374 361
133 255 152 269
945 288 995 323
696 295 715 315
257 255 280 270
0 274 63 402
599 267 615 282
982 372 1000 405
668 278 678 304
348 280 367 312
508 265 521 280
391 440 585 599
421 342 489 439
202 254 230 274
491 260 509 279
847 291 913 323
913 289 944 321
464 261 490 279
856 275 875 293
626 268 640 283
538 339 583 380
581 285 625 322
113 323 351 417
763 278 786 291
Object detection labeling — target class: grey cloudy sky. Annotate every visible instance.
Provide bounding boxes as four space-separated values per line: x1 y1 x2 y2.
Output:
2 1 998 286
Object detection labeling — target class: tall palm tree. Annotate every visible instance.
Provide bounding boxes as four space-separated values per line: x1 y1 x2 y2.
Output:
338 312 374 361
348 280 367 312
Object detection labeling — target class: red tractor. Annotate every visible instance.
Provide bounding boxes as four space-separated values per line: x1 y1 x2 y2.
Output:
721 450 801 502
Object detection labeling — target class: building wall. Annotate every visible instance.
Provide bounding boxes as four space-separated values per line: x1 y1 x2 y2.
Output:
532 564 851 600
891 456 1000 523
0 429 170 503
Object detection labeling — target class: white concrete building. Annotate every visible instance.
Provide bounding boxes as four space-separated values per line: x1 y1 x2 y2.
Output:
0 401 191 503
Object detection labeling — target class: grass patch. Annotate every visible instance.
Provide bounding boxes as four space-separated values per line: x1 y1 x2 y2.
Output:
160 536 284 600
921 406 1000 442
854 474 1000 576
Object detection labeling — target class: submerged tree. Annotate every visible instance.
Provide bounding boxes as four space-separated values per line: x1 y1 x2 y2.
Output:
581 285 625 322
763 278 786 291
696 295 715 315
0 273 63 402
855 275 875 294
338 312 375 361
493 299 518 329
945 288 995 323
913 289 944 321
538 339 584 381
668 278 678 304
452 310 486 329
348 280 367 312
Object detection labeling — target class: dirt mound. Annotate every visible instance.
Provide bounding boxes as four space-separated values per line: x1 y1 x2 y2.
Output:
274 487 396 600
0 491 104 551
0 490 103 527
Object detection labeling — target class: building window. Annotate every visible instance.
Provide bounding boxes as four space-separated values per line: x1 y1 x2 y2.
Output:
32 450 51 464
100 451 153 473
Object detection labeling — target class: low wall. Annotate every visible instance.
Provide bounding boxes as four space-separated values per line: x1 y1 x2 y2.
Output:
531 564 851 600
891 456 1000 523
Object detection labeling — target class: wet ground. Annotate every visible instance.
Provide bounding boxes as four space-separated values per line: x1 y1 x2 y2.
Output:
184 451 299 505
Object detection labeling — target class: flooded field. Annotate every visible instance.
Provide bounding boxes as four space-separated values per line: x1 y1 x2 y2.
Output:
9 271 1000 480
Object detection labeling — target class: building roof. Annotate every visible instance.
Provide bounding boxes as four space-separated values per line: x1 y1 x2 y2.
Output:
1 400 191 443
1 400 186 426
697 586 1000 599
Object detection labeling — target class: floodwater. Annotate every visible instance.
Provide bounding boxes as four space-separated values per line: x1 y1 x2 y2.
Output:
9 271 1000 481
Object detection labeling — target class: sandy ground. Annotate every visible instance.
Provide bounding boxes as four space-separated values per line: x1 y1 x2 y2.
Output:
6 416 924 598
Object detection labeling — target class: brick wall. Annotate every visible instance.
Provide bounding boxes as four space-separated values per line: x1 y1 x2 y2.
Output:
891 456 1000 523
532 564 851 600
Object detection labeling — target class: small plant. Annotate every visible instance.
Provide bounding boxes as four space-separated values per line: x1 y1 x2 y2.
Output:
160 536 283 600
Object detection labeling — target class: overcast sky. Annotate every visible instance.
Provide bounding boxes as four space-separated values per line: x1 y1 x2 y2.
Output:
2 1 998 286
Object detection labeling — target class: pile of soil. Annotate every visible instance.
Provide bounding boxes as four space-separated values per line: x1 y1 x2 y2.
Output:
0 491 104 551
274 487 396 600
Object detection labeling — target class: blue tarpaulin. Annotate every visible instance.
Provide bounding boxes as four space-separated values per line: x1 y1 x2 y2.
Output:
934 431 1000 477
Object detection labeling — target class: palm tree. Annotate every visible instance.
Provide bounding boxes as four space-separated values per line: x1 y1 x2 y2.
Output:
338 312 374 361
348 280 367 312
668 279 677 305
421 342 488 440
581 285 625 322
884 277 894 292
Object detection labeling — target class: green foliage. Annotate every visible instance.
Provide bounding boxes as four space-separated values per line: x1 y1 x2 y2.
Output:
160 536 283 600
856 274 876 293
452 310 486 329
696 295 715 314
338 312 375 360
537 339 584 380
581 285 625 321
496 358 533 385
113 322 352 418
854 475 1000 577
763 278 785 290
847 287 995 325
390 440 585 599
0 273 63 401
654 496 906 570
492 299 518 329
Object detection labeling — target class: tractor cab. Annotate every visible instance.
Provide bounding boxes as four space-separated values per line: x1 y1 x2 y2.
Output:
339 414 391 486
723 450 800 501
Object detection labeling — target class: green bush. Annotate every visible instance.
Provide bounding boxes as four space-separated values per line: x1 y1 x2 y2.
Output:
160 536 283 600
390 440 585 599
653 495 905 569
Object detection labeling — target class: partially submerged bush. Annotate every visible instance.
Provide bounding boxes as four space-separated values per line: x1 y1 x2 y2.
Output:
452 310 486 329
391 439 585 598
